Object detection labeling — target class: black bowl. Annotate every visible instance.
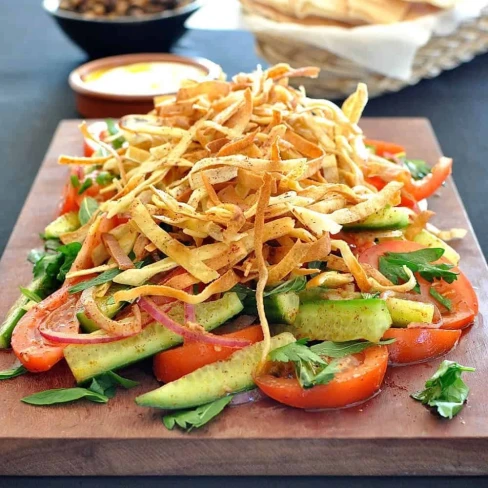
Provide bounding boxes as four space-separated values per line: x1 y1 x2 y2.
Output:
42 0 202 59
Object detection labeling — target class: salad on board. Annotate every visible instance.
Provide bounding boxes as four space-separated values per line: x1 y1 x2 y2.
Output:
0 64 478 430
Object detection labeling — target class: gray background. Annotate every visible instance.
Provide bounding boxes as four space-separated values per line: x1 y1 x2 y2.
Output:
1 0 487 484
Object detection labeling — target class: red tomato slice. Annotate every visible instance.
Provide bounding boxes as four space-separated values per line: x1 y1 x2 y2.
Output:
401 157 452 202
83 122 108 157
11 288 80 372
154 325 264 383
364 139 405 157
383 328 461 365
255 346 388 410
359 241 478 330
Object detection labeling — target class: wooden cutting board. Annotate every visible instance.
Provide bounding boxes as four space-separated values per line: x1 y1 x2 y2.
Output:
0 119 486 476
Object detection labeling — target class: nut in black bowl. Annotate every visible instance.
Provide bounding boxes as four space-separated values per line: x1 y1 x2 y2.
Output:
43 0 202 59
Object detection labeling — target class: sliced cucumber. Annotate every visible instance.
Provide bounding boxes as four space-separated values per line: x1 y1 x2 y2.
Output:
386 297 434 327
136 332 295 410
44 212 80 238
413 229 460 265
281 298 392 343
243 292 299 325
76 285 127 333
0 276 50 348
344 206 409 231
65 292 243 383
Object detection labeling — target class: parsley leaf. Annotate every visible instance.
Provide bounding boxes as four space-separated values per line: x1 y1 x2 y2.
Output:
78 196 99 226
269 338 326 365
268 339 338 389
163 396 233 432
402 158 431 180
429 287 452 311
0 361 27 380
379 248 458 291
296 359 340 389
32 241 81 285
411 360 475 419
311 339 395 358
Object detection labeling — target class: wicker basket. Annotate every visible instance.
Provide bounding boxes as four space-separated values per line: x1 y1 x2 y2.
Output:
254 7 488 99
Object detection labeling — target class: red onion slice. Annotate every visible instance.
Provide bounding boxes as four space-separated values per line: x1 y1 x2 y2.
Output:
39 328 128 344
102 233 134 271
230 389 263 406
139 298 252 349
81 287 142 337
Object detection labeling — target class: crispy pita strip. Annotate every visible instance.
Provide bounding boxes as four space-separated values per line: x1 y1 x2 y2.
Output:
66 263 118 279
58 154 114 165
217 130 257 157
361 263 393 286
201 173 222 206
341 83 368 124
426 224 467 241
177 80 230 102
130 199 219 283
331 240 371 292
306 271 354 289
254 173 273 365
113 270 239 304
226 88 253 135
328 182 402 224
404 210 435 240
369 267 417 293
284 129 323 159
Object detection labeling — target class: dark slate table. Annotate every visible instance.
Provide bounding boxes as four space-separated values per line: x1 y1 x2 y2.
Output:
1 0 487 485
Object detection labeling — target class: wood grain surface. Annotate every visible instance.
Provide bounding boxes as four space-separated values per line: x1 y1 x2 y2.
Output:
0 119 486 476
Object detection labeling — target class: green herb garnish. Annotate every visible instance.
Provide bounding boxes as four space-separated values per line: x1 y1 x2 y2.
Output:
70 174 80 188
105 119 125 149
163 396 233 432
310 338 395 358
21 388 109 406
379 248 458 293
19 287 42 303
402 158 431 180
78 196 99 225
412 360 475 419
0 361 27 380
269 338 337 389
95 171 114 186
78 178 93 195
429 287 452 311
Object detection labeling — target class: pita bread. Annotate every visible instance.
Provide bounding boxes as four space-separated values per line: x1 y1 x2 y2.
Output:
243 0 454 25
403 0 460 8
240 0 355 27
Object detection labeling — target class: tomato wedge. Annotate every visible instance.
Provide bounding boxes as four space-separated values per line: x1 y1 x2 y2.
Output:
401 157 452 202
364 139 405 157
255 346 388 410
359 241 478 330
154 325 264 383
11 288 80 372
383 328 461 365
83 121 108 157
